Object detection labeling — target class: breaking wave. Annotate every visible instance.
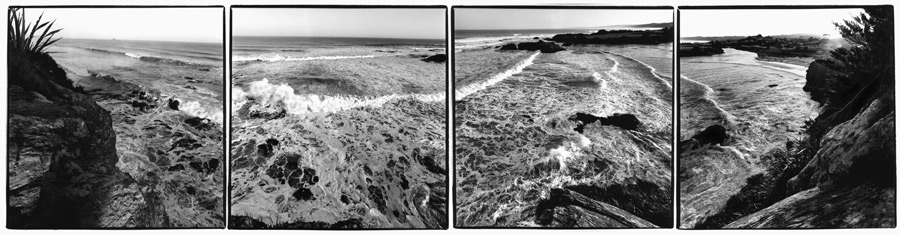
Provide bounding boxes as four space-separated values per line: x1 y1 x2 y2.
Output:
84 47 205 67
233 78 445 115
176 99 224 124
455 52 540 100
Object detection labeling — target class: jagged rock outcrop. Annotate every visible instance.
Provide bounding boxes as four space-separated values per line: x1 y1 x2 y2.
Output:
724 184 895 228
723 60 895 228
786 98 895 194
7 53 166 228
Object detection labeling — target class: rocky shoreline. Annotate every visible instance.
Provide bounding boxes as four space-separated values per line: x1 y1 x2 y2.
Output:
7 51 224 227
682 49 895 228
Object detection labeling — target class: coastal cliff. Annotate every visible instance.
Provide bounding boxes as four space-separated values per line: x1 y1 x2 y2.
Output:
725 59 895 228
7 52 167 228
681 7 894 228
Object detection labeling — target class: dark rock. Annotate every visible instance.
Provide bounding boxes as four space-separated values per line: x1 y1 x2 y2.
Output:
601 114 641 130
679 45 725 57
184 85 197 90
184 117 212 130
565 180 673 227
569 113 641 133
168 164 186 172
131 100 150 110
229 215 362 229
517 41 566 53
803 59 852 105
292 188 315 201
170 138 202 151
167 98 180 110
499 43 518 50
725 184 894 228
768 84 778 87
533 188 658 227
421 54 446 63
693 125 729 146
257 143 274 158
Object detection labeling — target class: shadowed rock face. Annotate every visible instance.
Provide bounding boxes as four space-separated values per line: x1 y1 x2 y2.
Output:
7 53 167 228
531 188 658 228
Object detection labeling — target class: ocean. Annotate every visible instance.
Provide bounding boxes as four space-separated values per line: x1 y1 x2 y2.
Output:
454 32 674 227
678 48 820 228
44 38 226 226
49 38 225 123
230 36 448 228
233 36 445 61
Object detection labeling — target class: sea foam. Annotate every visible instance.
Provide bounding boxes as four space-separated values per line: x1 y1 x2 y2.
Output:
455 52 540 100
176 99 224 125
606 51 672 89
233 78 445 115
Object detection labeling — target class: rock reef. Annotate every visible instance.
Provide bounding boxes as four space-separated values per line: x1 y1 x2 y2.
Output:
498 41 565 53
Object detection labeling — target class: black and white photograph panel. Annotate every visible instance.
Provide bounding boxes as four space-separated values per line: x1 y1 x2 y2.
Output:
7 7 225 228
678 6 895 229
454 7 674 228
229 7 448 229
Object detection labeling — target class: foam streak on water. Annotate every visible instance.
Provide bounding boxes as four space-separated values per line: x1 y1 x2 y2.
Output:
607 51 672 89
455 52 540 100
233 78 445 115
680 75 736 126
233 54 380 62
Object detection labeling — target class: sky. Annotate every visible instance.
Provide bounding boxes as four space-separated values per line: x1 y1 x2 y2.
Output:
455 9 673 30
21 8 223 43
233 8 446 39
680 8 865 38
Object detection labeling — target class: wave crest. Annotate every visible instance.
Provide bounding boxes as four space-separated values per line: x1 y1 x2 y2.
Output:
455 52 540 100
233 54 379 62
176 99 223 125
234 78 445 115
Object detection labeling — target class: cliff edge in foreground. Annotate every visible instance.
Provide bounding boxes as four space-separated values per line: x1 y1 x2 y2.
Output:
7 52 166 228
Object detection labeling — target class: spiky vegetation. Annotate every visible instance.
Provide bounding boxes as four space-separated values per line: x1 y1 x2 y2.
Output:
7 8 83 94
8 8 62 55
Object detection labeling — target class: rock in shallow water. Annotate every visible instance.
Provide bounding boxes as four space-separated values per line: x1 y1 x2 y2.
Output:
568 113 641 133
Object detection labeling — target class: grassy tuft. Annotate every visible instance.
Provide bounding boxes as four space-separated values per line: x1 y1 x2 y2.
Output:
7 8 84 95
8 8 63 56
